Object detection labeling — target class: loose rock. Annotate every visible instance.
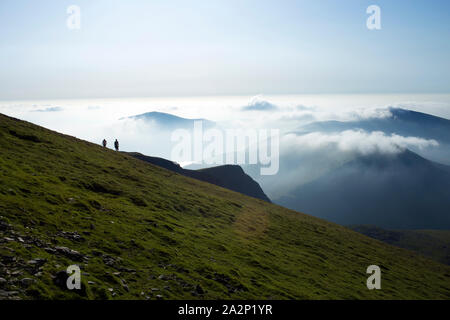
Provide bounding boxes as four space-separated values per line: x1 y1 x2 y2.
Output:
20 278 34 287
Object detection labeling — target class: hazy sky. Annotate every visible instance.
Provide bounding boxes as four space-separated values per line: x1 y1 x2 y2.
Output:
1 0 450 99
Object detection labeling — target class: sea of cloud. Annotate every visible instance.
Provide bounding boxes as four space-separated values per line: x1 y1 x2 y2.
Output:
284 130 439 155
0 94 448 163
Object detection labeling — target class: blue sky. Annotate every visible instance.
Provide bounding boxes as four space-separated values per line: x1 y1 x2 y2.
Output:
1 0 449 99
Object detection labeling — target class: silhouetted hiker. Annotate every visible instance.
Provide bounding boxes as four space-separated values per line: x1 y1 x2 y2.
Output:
102 139 107 148
114 139 119 151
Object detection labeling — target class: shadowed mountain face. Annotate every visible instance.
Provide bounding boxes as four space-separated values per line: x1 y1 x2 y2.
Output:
298 107 450 164
198 165 271 203
127 152 271 202
277 150 450 229
124 111 215 130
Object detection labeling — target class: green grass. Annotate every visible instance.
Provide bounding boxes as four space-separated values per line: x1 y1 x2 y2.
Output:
0 113 450 300
351 225 450 266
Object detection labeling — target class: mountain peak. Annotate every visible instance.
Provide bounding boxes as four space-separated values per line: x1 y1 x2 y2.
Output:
388 107 450 125
124 111 215 128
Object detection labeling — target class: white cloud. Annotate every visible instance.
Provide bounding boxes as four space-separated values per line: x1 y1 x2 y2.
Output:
294 104 317 111
32 106 64 112
346 108 393 120
241 96 278 111
284 130 439 155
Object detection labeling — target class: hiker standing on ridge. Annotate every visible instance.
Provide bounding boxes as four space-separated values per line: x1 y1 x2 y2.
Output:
102 139 107 148
114 139 119 151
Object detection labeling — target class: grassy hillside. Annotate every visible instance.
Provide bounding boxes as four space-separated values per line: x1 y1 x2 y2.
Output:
126 152 271 202
351 225 450 266
0 113 450 300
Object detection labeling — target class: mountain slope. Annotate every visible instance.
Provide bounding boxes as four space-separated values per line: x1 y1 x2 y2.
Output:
1 113 450 300
198 165 271 203
277 150 450 229
350 225 450 266
298 107 450 164
126 152 271 202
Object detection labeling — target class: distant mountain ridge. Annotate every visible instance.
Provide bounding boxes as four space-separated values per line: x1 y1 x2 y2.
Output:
298 107 450 165
127 152 271 202
299 108 450 143
277 149 450 229
123 111 215 129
